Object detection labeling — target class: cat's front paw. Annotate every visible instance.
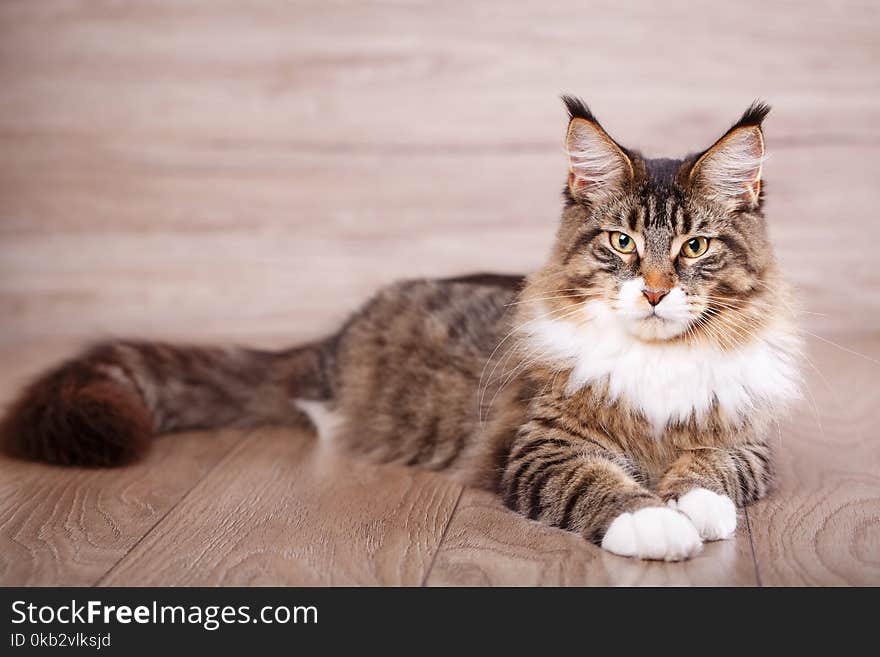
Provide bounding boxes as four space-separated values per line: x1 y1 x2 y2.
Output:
600 507 702 561
667 488 737 541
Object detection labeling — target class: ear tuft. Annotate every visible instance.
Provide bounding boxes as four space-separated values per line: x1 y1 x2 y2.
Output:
687 102 769 211
561 94 599 123
733 100 771 129
563 98 633 204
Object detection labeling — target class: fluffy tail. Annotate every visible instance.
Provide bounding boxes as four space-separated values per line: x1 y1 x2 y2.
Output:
0 339 335 467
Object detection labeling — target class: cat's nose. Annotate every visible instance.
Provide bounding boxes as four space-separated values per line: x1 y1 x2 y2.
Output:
642 287 669 306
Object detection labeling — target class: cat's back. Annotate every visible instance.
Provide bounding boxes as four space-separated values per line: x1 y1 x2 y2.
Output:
337 273 524 362
327 273 525 468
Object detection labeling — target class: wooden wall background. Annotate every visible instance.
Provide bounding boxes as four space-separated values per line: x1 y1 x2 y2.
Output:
0 0 878 586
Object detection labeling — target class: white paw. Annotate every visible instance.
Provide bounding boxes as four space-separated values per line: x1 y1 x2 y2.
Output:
601 506 702 561
668 488 737 541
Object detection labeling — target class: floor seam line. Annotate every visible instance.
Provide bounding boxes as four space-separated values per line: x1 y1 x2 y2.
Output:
91 429 259 587
744 507 762 587
420 485 465 587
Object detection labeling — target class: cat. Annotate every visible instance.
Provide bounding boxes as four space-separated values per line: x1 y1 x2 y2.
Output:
0 97 802 561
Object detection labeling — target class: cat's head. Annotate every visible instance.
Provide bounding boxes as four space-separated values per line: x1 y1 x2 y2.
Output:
529 97 783 348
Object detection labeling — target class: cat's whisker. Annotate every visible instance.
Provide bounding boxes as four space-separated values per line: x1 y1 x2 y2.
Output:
490 302 590 390
702 305 762 335
698 300 766 328
486 339 542 393
701 297 775 319
800 375 826 442
478 300 591 423
801 331 880 367
710 300 880 368
689 309 731 344
699 320 737 352
749 279 804 306
800 352 836 400
492 347 545 391
691 312 739 351
505 292 603 307
483 303 590 417
683 314 702 345
546 365 568 397
701 308 761 347
478 300 582 412
702 292 780 305
700 294 783 311
702 293 827 317
484 348 547 418
524 365 565 403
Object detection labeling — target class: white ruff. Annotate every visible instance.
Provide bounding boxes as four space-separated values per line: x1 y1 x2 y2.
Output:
521 301 802 431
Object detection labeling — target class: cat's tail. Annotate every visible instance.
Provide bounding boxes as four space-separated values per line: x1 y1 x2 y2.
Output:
0 339 336 467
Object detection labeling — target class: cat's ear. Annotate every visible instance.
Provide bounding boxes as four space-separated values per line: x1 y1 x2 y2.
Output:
563 96 633 204
686 102 770 211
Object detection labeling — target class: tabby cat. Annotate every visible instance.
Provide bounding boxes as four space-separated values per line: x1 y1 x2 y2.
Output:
1 97 802 561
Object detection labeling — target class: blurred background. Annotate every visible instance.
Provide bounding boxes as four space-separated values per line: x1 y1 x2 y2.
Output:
1 1 877 351
1 0 878 587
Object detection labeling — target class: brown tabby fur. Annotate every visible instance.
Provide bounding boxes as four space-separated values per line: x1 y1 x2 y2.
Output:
0 98 797 546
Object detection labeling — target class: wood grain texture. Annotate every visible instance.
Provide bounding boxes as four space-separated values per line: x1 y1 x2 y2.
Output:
747 338 880 586
425 488 758 586
0 429 242 586
0 0 877 586
2 145 878 343
0 342 235 586
101 428 463 586
0 1 876 148
1 1 878 344
0 340 245 586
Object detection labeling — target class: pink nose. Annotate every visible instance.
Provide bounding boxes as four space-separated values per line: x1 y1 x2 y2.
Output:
642 287 668 306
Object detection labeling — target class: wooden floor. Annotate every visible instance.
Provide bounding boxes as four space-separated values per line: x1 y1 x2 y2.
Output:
1 1 878 586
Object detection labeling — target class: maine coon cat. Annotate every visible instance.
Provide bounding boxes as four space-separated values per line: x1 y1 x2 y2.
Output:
0 97 802 561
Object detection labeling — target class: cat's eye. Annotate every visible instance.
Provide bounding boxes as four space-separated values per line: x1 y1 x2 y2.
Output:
680 236 709 258
609 231 636 254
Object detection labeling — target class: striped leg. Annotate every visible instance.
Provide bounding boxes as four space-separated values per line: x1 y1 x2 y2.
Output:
657 442 774 541
499 421 702 561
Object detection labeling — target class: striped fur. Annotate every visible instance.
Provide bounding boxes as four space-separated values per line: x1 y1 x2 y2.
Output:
1 340 331 465
0 99 801 561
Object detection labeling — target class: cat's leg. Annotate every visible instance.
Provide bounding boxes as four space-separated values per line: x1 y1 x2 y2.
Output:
657 442 774 541
499 427 702 561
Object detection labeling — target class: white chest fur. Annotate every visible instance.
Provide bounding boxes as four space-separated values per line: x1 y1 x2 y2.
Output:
521 301 802 431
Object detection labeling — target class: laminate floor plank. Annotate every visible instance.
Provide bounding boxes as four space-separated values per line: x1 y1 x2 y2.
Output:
100 428 463 586
0 340 244 586
424 488 758 587
0 430 242 586
0 0 877 587
747 337 880 586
